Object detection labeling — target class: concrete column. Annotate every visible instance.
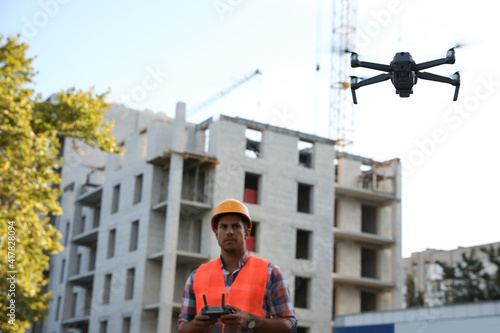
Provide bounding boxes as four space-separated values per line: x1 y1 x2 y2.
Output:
392 160 403 309
158 102 186 332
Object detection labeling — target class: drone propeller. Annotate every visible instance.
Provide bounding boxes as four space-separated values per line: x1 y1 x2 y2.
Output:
451 42 467 50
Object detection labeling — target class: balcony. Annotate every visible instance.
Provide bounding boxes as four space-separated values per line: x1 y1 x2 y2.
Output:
72 228 98 246
148 150 218 170
62 316 90 328
335 183 395 203
77 185 103 206
177 251 210 265
152 199 211 215
333 273 395 290
68 271 94 287
144 303 160 311
147 251 209 266
334 228 395 248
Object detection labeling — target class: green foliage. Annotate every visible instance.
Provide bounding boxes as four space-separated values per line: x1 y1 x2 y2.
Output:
480 245 500 300
0 35 121 333
437 246 500 304
405 273 425 308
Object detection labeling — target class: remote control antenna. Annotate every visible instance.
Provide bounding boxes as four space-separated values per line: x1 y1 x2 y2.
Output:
203 294 208 308
221 293 225 306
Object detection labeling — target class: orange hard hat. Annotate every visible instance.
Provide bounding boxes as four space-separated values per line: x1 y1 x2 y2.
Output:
211 199 252 232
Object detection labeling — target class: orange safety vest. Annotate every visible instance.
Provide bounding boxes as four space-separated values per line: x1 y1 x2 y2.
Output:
193 256 269 320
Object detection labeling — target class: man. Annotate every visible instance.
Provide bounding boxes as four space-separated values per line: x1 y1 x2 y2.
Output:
178 199 297 333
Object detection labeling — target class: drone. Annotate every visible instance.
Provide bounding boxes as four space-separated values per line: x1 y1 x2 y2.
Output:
349 48 460 104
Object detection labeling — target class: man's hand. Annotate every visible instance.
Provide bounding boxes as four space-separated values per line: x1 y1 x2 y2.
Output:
220 305 251 331
180 312 218 333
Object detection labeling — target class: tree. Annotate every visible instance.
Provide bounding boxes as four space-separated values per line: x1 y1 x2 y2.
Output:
0 35 121 333
436 247 500 304
405 273 425 308
480 245 500 300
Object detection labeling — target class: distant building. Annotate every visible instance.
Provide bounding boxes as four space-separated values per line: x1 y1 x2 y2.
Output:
334 299 500 333
403 241 500 307
41 102 402 333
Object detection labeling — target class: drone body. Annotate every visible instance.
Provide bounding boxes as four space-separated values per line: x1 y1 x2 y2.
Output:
349 48 460 104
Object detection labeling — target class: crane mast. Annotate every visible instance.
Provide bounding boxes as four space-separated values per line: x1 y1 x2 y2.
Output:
330 0 356 151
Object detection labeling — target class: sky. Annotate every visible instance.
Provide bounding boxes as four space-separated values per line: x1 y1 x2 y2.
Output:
1 0 499 258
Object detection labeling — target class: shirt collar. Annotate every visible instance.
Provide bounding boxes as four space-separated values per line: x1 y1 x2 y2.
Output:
219 250 251 270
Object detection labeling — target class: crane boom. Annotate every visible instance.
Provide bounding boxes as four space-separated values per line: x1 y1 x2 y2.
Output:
188 69 262 114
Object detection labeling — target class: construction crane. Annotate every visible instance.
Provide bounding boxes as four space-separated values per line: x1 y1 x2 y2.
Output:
187 69 262 115
330 0 356 151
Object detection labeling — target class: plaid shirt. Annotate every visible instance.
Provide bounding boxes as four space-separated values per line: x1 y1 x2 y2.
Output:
177 250 297 332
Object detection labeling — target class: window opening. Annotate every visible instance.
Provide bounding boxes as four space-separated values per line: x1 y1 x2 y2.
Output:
361 248 377 278
71 292 78 317
107 229 116 258
125 268 135 300
55 296 61 321
80 215 86 234
129 220 139 252
89 245 97 271
76 253 82 275
93 206 101 228
245 128 262 158
103 274 112 304
244 173 260 204
122 317 131 333
298 139 313 168
294 276 311 308
137 130 147 159
112 184 120 213
134 174 143 204
361 205 377 234
296 229 312 259
246 222 259 252
297 183 313 213
361 291 377 312
99 321 108 333
60 259 66 283
115 143 124 170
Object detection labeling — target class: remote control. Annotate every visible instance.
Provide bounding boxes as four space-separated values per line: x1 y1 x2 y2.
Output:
201 294 234 319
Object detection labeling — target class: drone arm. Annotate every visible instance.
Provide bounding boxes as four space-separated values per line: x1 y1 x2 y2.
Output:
350 73 392 104
416 49 456 71
415 57 455 71
352 60 392 72
350 53 392 72
417 71 460 101
352 73 392 88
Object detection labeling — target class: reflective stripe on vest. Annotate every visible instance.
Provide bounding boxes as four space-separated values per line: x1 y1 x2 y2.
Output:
193 256 269 318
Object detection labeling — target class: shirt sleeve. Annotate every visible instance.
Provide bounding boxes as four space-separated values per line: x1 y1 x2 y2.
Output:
177 269 198 330
265 263 298 333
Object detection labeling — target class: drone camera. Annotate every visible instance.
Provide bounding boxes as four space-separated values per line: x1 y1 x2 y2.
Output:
393 70 415 90
396 90 412 98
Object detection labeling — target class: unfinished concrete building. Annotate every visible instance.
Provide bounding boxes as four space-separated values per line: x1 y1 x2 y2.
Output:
334 154 403 316
403 241 500 307
42 103 402 333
